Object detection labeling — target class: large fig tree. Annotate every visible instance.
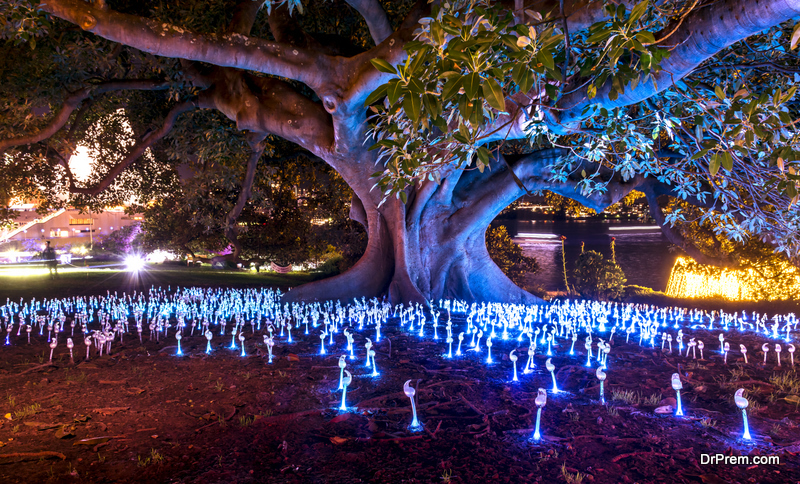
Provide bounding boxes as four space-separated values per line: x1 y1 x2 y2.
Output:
2 0 800 304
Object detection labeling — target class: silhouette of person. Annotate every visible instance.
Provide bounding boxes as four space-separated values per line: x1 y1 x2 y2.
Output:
43 241 58 278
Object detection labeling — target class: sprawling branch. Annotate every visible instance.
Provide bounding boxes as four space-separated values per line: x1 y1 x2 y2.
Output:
338 0 427 111
69 99 198 196
224 134 267 259
228 0 266 35
0 79 169 154
450 149 712 232
345 0 392 45
555 0 800 127
39 0 331 92
199 70 334 155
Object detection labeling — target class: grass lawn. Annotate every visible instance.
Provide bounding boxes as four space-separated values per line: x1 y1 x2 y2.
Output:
0 262 318 300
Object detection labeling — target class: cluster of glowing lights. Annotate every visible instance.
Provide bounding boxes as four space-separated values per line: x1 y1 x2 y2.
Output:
1 286 796 444
666 257 800 301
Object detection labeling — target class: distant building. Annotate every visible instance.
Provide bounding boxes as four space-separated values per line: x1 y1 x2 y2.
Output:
0 206 143 250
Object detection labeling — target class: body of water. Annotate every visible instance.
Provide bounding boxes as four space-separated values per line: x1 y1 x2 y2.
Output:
494 218 677 292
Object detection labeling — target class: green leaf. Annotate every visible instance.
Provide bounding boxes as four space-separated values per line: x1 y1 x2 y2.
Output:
586 29 610 44
518 68 534 93
629 0 649 24
709 153 720 175
403 95 421 125
511 63 525 85
463 72 481 99
387 80 403 105
477 146 491 166
690 149 709 161
714 85 726 101
370 58 397 75
482 78 505 112
364 85 387 106
442 75 463 100
406 77 425 94
399 190 407 204
423 94 441 119
635 31 655 45
537 51 554 70
721 151 733 171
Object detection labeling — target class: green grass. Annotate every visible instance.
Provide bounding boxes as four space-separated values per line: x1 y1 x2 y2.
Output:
0 264 317 300
561 464 585 484
14 403 41 419
611 389 641 405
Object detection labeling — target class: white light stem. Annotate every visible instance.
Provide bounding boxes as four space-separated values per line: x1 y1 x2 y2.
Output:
742 409 751 440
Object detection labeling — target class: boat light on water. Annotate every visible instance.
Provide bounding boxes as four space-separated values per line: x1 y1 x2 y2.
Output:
608 226 661 231
516 233 559 239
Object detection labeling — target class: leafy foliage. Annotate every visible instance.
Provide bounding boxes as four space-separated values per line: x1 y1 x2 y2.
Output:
367 0 667 196
485 225 539 287
367 0 800 259
573 250 626 300
140 150 366 265
97 223 143 255
544 189 645 218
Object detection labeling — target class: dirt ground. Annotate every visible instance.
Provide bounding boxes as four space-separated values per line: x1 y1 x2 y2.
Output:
0 300 798 484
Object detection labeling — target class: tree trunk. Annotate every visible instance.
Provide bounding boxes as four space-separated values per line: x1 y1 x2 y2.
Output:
283 151 544 305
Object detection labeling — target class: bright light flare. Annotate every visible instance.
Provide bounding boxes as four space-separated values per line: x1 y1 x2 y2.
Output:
125 255 146 272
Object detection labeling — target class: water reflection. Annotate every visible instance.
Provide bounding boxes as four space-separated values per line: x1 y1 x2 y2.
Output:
493 219 676 292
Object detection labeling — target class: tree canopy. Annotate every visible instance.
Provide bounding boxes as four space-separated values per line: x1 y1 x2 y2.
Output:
2 0 800 303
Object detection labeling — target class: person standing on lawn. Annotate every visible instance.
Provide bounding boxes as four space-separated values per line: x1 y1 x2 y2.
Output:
43 241 58 279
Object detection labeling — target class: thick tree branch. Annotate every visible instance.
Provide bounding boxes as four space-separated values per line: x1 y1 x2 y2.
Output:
199 69 334 154
228 0 266 35
337 0 427 113
39 0 331 92
69 99 198 196
450 149 710 231
555 0 800 128
0 79 169 154
345 0 393 45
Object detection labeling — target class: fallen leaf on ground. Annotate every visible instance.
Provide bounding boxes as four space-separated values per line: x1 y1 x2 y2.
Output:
55 426 76 439
74 436 112 446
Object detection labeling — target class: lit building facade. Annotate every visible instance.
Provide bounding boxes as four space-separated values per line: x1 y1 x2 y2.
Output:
0 207 143 250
